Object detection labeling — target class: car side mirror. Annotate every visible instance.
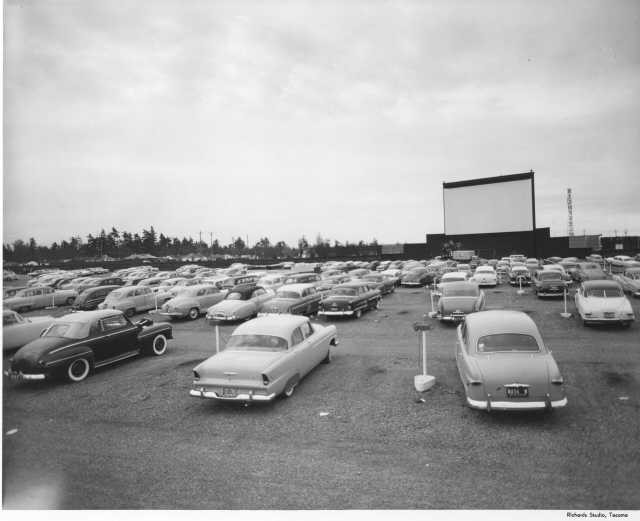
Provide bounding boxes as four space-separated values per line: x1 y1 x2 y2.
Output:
40 328 48 337
137 318 153 327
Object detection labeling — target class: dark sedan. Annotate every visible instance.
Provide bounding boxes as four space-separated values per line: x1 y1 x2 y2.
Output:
72 285 121 311
4 310 173 383
572 262 608 283
362 273 396 295
257 283 322 316
400 268 435 287
532 270 569 298
318 281 381 319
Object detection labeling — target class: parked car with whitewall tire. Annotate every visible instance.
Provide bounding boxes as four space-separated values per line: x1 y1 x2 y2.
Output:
4 310 173 383
4 286 78 312
159 284 226 320
98 286 159 316
3 310 55 352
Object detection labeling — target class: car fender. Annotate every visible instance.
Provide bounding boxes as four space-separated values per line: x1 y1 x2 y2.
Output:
43 345 95 373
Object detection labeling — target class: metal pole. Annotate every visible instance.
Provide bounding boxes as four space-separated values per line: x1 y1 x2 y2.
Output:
215 325 220 353
422 331 427 375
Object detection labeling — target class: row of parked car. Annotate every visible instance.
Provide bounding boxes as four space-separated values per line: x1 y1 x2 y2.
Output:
4 253 639 413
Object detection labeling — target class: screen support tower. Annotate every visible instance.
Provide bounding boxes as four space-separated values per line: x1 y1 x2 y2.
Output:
567 188 574 237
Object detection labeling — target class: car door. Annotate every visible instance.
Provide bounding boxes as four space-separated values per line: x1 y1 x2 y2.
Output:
38 287 54 307
574 285 584 315
93 314 138 362
301 320 326 367
289 325 315 376
455 322 471 381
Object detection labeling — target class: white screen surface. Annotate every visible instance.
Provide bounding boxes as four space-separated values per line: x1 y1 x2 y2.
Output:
443 178 533 235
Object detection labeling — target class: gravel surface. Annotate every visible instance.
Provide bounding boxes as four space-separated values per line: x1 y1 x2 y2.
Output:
3 283 640 509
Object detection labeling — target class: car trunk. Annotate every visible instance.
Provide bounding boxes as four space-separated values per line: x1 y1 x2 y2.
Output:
475 353 550 400
440 297 477 314
195 349 285 385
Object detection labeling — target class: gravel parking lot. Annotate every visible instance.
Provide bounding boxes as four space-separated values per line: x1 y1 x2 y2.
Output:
3 282 640 509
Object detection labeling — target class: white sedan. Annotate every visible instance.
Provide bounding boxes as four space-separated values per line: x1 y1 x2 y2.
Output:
470 266 497 287
574 280 635 327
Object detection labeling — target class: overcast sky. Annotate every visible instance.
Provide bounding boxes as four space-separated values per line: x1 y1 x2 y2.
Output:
4 0 640 248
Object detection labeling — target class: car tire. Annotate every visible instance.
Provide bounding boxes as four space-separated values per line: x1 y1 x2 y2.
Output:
188 308 199 320
125 308 135 318
354 309 362 319
67 357 91 382
374 299 381 310
65 297 75 306
322 349 331 364
283 375 299 398
151 334 168 355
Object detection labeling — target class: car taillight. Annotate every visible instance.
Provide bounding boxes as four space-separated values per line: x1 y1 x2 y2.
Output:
262 374 269 386
551 377 564 385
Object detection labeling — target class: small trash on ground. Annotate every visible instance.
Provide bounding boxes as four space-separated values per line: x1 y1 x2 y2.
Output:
319 411 330 417
6 429 18 436
618 396 630 401
414 398 426 404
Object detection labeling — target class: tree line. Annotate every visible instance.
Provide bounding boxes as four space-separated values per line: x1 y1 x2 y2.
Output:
3 227 380 263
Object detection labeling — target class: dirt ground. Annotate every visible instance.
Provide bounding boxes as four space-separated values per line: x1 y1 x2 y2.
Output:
3 280 640 509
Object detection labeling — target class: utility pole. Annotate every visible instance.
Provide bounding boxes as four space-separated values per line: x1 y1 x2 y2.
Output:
199 231 202 245
209 232 213 248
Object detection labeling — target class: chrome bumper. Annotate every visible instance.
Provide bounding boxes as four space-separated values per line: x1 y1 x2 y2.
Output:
318 310 354 316
189 389 276 401
4 370 46 381
438 313 466 322
467 396 567 410
157 311 185 318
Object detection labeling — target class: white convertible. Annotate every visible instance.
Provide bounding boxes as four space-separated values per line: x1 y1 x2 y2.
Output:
574 280 635 327
190 314 338 402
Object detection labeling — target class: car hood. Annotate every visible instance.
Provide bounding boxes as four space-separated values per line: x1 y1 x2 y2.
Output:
194 349 286 378
439 297 477 314
13 336 72 364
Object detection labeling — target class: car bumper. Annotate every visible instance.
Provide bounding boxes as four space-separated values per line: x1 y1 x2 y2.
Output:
206 315 237 323
438 313 467 322
4 370 46 381
318 309 354 316
582 316 634 324
189 389 276 401
536 289 564 296
400 282 423 286
466 396 567 410
157 311 186 319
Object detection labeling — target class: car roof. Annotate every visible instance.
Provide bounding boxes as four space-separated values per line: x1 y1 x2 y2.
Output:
335 281 370 288
56 309 124 323
582 280 622 290
443 271 468 278
465 310 540 339
232 315 309 337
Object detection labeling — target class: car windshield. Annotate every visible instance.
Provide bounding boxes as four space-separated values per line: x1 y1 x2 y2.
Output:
3 312 21 325
43 322 90 339
442 287 478 297
276 290 301 299
227 334 288 351
225 292 246 301
585 288 623 298
625 271 640 280
107 290 127 299
539 272 562 281
332 288 357 296
476 268 493 273
477 334 540 353
581 263 599 270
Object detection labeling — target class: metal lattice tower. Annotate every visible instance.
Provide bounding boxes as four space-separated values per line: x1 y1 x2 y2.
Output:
567 188 574 236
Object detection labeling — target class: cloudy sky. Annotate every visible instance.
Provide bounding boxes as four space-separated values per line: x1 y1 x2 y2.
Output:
4 0 640 248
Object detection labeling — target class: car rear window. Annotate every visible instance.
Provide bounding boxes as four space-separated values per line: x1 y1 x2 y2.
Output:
227 334 288 351
585 288 623 298
277 290 301 299
442 287 478 297
477 334 540 353
44 322 90 339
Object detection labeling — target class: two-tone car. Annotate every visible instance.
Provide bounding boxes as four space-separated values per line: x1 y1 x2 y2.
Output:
572 262 608 283
361 273 396 295
4 310 172 383
574 280 635 327
532 270 569 298
72 285 121 311
4 286 78 312
98 286 159 316
3 309 55 352
318 281 381 319
159 284 227 320
206 284 275 323
455 310 567 412
612 268 640 298
190 314 337 402
436 281 485 323
257 283 322 317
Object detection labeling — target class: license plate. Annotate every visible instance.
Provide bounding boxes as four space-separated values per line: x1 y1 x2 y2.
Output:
8 372 22 381
604 312 615 318
505 386 529 398
222 387 237 397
